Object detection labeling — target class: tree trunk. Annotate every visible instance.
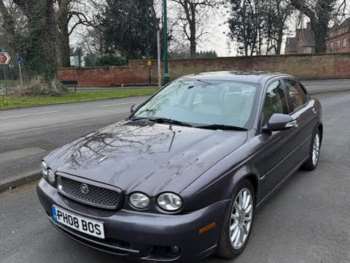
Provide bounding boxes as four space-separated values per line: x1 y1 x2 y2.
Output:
276 28 284 54
189 3 196 57
13 0 58 80
41 0 58 80
58 23 71 67
311 11 330 53
57 0 71 67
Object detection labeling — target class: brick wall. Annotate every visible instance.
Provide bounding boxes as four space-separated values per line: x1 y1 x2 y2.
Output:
58 53 350 87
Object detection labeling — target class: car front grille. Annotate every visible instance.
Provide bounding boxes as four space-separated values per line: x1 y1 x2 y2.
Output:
57 174 123 210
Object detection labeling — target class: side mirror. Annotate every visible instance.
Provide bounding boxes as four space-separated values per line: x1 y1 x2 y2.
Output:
264 113 298 132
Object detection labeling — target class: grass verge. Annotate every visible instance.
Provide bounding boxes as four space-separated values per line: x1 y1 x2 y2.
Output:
0 88 157 110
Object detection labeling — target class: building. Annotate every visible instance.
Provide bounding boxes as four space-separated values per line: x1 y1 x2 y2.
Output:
285 23 315 54
327 18 350 53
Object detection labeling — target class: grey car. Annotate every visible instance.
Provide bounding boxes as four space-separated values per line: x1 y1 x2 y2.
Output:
37 71 322 262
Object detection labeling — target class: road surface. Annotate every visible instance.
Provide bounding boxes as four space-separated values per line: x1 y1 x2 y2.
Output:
0 90 350 263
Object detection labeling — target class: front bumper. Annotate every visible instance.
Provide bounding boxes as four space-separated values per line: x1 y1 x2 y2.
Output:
37 179 229 262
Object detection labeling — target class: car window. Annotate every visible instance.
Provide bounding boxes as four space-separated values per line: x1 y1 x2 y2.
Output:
262 80 288 126
284 79 307 113
134 79 257 129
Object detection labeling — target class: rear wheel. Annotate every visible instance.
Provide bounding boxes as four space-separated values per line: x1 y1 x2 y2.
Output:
302 129 321 171
217 180 255 259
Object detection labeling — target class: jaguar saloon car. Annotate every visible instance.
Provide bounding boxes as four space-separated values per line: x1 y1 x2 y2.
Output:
37 71 322 262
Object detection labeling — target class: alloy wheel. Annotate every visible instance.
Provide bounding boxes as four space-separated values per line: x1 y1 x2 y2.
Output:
229 188 253 250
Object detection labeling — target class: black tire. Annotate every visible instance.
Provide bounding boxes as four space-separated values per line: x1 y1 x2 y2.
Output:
216 180 255 259
302 128 321 171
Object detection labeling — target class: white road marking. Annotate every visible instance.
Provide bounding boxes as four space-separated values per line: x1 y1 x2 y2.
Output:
0 147 47 163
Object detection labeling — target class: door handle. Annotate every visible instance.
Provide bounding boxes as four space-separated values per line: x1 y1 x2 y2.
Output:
285 120 298 128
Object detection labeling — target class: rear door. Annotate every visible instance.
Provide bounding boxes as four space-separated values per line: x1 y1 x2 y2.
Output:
282 78 317 169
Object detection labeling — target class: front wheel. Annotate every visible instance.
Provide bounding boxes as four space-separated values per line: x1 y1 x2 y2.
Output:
302 129 321 171
217 180 255 259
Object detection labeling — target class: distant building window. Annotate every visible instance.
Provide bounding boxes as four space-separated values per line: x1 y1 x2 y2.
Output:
343 39 348 48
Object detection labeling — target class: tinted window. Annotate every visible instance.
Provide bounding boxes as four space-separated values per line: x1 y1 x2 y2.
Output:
285 80 307 112
134 79 257 128
262 80 288 126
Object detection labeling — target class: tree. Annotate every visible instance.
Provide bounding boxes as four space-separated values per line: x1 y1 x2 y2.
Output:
171 0 223 57
228 0 292 56
228 0 264 56
11 0 57 80
290 0 336 53
0 0 25 54
101 0 159 59
263 0 293 54
56 0 97 67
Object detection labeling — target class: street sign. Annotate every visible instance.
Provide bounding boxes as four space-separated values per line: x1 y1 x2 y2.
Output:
0 52 11 65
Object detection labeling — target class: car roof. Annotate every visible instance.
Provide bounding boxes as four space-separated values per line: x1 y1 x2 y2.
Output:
181 71 293 85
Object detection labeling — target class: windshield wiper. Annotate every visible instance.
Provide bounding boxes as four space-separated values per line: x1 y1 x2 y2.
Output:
148 117 195 127
196 124 248 131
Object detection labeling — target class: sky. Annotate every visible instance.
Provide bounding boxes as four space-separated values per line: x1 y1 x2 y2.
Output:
160 1 234 56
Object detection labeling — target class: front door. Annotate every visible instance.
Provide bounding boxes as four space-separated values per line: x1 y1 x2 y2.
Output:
254 79 294 198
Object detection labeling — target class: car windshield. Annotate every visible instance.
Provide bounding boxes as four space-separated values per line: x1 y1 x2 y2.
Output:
133 79 257 129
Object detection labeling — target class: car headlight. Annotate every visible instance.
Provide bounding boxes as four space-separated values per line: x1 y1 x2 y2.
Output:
41 161 56 185
41 161 48 177
129 192 150 210
47 169 56 185
157 193 183 212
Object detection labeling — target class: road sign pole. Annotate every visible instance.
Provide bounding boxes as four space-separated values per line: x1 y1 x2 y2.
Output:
157 29 162 88
162 0 170 85
18 63 24 89
4 65 7 96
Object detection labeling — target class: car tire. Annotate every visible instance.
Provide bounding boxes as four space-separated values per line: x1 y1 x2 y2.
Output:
302 128 321 171
216 180 255 259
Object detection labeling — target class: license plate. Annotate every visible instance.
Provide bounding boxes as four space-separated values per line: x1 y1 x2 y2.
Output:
51 206 105 239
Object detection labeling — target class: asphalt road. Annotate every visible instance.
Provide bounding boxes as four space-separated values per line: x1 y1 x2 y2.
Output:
1 90 350 263
0 96 147 184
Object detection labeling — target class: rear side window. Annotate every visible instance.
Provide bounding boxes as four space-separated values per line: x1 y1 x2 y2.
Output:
262 80 289 126
284 79 307 113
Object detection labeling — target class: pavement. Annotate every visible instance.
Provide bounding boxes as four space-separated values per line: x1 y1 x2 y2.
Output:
0 90 350 263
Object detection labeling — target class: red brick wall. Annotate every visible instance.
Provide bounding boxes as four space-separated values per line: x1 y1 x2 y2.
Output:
58 53 350 87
